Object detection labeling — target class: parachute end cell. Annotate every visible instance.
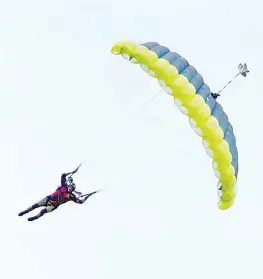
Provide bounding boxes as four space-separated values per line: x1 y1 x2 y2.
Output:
217 199 234 210
217 180 236 210
111 40 137 57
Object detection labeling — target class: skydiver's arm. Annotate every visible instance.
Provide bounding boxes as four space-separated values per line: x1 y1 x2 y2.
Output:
61 165 80 182
61 171 75 186
69 193 88 204
74 190 83 196
61 173 68 186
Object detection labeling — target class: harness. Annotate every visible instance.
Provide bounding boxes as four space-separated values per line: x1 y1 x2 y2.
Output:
49 186 70 207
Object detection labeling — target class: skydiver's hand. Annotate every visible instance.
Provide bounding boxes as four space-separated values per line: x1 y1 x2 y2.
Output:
73 163 82 174
72 168 78 174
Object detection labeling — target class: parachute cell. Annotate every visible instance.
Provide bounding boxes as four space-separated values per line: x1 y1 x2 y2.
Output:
111 40 239 210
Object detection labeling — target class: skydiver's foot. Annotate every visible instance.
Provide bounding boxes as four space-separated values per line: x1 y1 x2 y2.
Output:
18 209 29 217
28 216 38 221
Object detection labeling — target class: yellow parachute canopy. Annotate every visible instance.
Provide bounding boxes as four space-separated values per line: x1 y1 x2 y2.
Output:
111 40 239 210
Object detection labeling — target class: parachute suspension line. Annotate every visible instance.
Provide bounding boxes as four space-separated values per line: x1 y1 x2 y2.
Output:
138 89 162 109
212 63 249 99
216 72 240 95
101 56 113 95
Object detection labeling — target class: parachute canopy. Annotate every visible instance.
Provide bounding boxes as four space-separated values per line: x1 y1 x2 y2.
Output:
111 40 240 210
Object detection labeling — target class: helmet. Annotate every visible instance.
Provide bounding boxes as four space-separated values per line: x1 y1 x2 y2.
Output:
68 177 73 184
67 183 76 193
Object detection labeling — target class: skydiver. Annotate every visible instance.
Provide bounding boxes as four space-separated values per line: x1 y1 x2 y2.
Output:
18 165 99 221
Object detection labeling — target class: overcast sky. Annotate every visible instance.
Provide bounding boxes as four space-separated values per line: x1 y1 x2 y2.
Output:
1 0 263 278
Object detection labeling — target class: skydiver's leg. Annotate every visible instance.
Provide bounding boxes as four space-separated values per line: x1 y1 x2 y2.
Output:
27 204 56 222
18 196 51 217
27 208 48 221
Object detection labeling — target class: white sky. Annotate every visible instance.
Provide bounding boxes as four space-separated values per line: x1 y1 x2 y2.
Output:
1 0 263 278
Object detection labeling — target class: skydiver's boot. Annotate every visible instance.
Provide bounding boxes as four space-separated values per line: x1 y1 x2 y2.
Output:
28 208 48 222
18 203 39 216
